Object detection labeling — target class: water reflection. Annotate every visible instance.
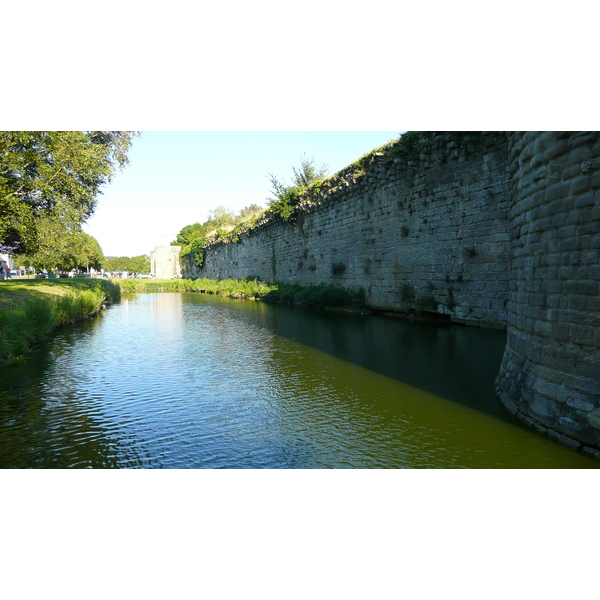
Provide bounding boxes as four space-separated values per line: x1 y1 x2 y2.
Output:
185 296 511 420
0 293 596 468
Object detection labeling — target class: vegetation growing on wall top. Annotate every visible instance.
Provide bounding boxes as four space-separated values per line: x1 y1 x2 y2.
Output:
177 132 436 257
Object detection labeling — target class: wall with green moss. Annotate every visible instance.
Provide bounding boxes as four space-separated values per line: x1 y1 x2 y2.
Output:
188 132 511 327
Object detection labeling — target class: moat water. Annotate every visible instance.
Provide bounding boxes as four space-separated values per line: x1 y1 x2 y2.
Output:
0 293 596 468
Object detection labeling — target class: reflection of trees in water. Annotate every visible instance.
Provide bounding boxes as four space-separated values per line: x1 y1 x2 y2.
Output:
0 319 150 468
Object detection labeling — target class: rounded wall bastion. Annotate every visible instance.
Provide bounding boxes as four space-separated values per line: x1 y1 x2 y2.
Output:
496 131 600 459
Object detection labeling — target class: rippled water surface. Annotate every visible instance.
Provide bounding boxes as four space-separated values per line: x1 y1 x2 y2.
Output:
0 293 596 468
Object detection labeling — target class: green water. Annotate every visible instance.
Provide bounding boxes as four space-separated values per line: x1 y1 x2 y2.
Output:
0 292 596 468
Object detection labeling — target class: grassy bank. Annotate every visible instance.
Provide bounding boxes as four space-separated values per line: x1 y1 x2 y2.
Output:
113 277 274 297
0 279 120 367
113 277 366 308
0 277 363 367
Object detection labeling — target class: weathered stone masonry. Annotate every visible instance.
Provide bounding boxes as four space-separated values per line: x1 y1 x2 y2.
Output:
496 132 600 459
191 133 512 327
185 132 600 456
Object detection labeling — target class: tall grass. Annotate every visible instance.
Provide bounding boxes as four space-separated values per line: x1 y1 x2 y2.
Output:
113 277 365 309
0 280 120 367
113 277 274 298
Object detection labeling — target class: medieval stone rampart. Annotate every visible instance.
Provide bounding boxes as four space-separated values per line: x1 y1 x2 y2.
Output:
496 132 600 458
184 131 600 456
189 132 511 327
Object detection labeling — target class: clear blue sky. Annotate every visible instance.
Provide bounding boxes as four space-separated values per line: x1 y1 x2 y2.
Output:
83 131 401 257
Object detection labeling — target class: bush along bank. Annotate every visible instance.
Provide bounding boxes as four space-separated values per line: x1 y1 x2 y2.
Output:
0 279 121 367
115 278 455 319
112 277 274 298
115 276 365 309
112 277 366 309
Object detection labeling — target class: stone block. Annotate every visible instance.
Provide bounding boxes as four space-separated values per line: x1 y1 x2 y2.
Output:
566 391 596 413
545 182 570 203
575 191 597 208
570 325 596 346
529 394 559 427
565 374 600 396
570 175 591 195
587 409 600 433
582 446 600 461
563 281 599 295
556 432 583 451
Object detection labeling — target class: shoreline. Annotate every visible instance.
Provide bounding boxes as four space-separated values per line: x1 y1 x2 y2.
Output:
0 279 120 367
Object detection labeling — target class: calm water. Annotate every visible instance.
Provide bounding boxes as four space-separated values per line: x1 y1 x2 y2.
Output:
0 293 596 468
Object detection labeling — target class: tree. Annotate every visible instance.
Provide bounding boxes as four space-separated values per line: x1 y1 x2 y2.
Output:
266 155 329 220
205 205 236 229
291 154 329 188
172 222 210 246
65 232 105 271
267 154 329 205
238 204 263 220
16 228 105 272
105 255 150 274
0 131 138 254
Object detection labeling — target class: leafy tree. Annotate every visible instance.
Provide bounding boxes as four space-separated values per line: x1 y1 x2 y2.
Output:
127 255 151 273
16 228 105 272
205 205 236 229
172 222 210 246
189 238 206 267
266 155 329 219
64 232 105 271
0 131 138 254
105 255 150 273
238 204 263 220
105 256 131 272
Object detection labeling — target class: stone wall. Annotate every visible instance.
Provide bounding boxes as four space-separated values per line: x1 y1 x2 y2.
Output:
189 132 511 327
184 131 600 457
496 132 600 458
150 245 181 279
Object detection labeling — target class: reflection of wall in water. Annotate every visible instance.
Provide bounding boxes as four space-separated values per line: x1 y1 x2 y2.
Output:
151 293 184 332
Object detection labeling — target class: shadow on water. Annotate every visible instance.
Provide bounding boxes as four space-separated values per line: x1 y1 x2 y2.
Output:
1 292 595 468
198 295 517 425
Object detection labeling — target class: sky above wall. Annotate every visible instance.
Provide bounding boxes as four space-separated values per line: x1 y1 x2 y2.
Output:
83 131 401 257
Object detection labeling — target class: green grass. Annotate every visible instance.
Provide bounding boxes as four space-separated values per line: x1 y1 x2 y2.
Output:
0 279 120 367
113 277 365 309
112 277 275 298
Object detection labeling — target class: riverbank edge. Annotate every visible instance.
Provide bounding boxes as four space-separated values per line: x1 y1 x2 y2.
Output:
0 279 121 367
113 277 492 327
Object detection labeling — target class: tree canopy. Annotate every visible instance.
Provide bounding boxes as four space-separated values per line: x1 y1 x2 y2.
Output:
0 131 138 254
16 229 105 272
105 255 150 274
